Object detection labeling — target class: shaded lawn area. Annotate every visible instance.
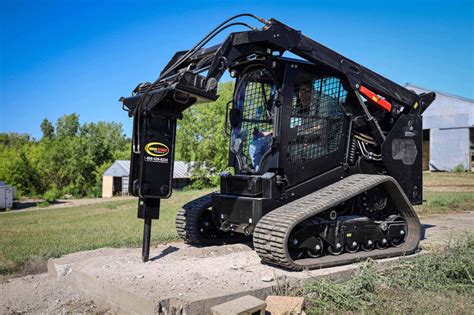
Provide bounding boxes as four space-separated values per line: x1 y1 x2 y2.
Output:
0 189 213 276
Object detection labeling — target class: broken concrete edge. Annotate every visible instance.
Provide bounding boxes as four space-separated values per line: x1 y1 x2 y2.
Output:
48 252 419 314
74 262 275 315
74 265 157 315
210 295 266 315
46 259 58 279
47 259 73 280
183 287 274 315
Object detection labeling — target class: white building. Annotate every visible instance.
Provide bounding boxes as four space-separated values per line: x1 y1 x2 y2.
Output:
406 84 474 171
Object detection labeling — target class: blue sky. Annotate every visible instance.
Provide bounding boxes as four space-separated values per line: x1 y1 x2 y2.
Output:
1 0 472 139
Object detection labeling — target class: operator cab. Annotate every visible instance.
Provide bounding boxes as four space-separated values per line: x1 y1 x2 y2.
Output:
223 57 349 190
214 57 350 234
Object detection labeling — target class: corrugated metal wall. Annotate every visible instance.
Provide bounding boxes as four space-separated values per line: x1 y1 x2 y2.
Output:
122 177 129 196
406 84 473 171
430 128 470 170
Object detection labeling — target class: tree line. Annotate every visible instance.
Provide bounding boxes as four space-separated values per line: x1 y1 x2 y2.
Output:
0 82 234 199
0 114 129 200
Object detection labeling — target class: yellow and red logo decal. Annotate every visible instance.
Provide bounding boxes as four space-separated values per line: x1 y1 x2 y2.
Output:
145 142 169 157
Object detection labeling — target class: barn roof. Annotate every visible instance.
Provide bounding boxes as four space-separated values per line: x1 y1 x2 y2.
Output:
103 160 130 177
173 161 193 179
405 83 474 129
103 160 192 179
405 83 473 104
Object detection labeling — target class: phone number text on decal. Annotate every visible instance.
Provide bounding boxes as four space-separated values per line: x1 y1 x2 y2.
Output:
144 156 169 164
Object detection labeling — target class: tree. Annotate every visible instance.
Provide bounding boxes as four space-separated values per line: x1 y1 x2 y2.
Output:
40 118 54 139
39 120 129 197
56 113 80 138
0 133 31 146
0 145 45 196
175 82 234 187
0 115 130 198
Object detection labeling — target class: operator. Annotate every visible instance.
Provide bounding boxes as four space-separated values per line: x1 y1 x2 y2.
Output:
247 91 274 172
290 80 332 163
249 127 271 172
291 79 343 162
297 81 313 115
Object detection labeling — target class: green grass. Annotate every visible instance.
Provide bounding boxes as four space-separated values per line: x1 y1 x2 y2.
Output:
417 171 474 216
299 235 474 314
0 189 213 276
415 191 474 216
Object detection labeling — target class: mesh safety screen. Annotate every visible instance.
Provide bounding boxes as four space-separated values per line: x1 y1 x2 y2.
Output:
231 68 276 172
287 76 347 166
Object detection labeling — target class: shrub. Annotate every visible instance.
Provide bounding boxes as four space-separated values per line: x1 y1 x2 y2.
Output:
43 188 62 203
452 164 465 173
36 201 50 207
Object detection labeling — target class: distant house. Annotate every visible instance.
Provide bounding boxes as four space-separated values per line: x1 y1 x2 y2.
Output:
102 160 192 198
405 84 474 171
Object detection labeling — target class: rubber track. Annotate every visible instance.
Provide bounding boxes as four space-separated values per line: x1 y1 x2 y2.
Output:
176 193 213 245
253 174 421 270
176 193 249 245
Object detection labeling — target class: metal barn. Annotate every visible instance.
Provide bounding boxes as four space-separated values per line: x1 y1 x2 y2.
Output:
406 84 474 171
102 160 192 198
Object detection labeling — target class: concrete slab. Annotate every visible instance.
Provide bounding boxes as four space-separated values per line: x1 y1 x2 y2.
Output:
48 243 414 314
47 211 474 314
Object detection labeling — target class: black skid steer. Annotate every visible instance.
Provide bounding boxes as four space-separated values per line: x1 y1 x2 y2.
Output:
120 14 435 270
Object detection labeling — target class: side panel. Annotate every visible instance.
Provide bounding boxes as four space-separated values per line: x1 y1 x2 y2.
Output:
382 114 422 204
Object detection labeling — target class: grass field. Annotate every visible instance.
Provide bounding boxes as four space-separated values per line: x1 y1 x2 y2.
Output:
415 172 474 216
0 172 472 276
0 189 213 276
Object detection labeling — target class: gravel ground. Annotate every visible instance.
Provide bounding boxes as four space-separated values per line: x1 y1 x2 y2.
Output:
0 273 107 314
1 211 472 314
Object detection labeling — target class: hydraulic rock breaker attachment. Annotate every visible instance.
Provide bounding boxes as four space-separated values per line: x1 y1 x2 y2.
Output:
128 112 177 261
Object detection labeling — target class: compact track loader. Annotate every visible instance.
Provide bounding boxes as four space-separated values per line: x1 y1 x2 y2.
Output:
120 14 435 270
